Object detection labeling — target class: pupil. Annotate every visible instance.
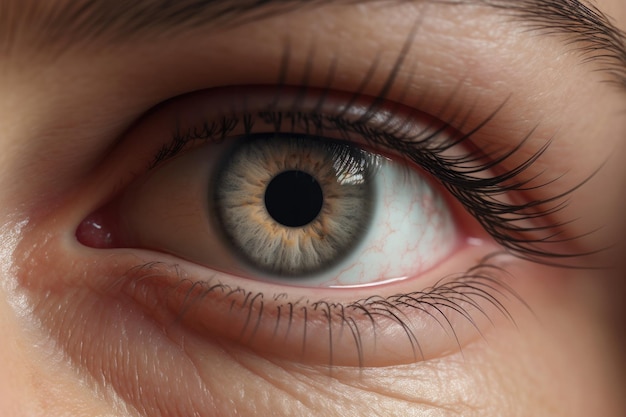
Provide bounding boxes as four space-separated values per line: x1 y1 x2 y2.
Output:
265 170 323 227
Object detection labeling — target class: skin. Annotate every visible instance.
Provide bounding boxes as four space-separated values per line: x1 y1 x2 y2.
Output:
1 1 625 416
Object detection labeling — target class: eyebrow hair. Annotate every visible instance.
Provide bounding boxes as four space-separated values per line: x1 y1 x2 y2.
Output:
3 0 626 88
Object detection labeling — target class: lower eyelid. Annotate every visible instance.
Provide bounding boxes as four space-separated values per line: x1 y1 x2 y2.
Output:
105 242 519 368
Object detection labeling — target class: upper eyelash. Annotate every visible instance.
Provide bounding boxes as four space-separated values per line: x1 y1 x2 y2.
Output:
126 11 598 269
149 99 595 267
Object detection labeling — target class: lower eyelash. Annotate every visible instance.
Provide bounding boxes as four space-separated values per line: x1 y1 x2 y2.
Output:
117 251 526 368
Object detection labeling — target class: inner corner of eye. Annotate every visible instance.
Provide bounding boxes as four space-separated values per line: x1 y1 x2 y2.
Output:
75 201 126 250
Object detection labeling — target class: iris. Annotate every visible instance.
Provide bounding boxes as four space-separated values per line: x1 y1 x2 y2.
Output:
214 135 376 276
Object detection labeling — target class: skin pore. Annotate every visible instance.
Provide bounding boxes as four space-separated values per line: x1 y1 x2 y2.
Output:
1 0 625 416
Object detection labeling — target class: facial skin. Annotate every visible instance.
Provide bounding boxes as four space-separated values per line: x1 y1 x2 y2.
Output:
1 1 625 416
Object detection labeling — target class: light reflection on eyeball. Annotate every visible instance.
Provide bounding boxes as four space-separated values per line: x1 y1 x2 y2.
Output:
94 133 459 288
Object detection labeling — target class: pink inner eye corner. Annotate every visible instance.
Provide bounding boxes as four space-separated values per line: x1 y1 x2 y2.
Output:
76 210 119 249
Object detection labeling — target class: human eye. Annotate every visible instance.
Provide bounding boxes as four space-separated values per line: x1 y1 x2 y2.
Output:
7 1 625 416
80 86 462 286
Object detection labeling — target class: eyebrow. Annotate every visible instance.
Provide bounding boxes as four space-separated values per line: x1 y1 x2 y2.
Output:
3 0 626 88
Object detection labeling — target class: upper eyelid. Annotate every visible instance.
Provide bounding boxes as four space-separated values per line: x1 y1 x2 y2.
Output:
5 4 609 267
147 86 455 168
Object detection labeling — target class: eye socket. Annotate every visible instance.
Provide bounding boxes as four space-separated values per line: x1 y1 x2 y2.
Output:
74 85 518 367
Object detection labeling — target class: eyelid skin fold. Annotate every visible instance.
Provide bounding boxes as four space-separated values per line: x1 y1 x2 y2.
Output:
147 85 453 168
